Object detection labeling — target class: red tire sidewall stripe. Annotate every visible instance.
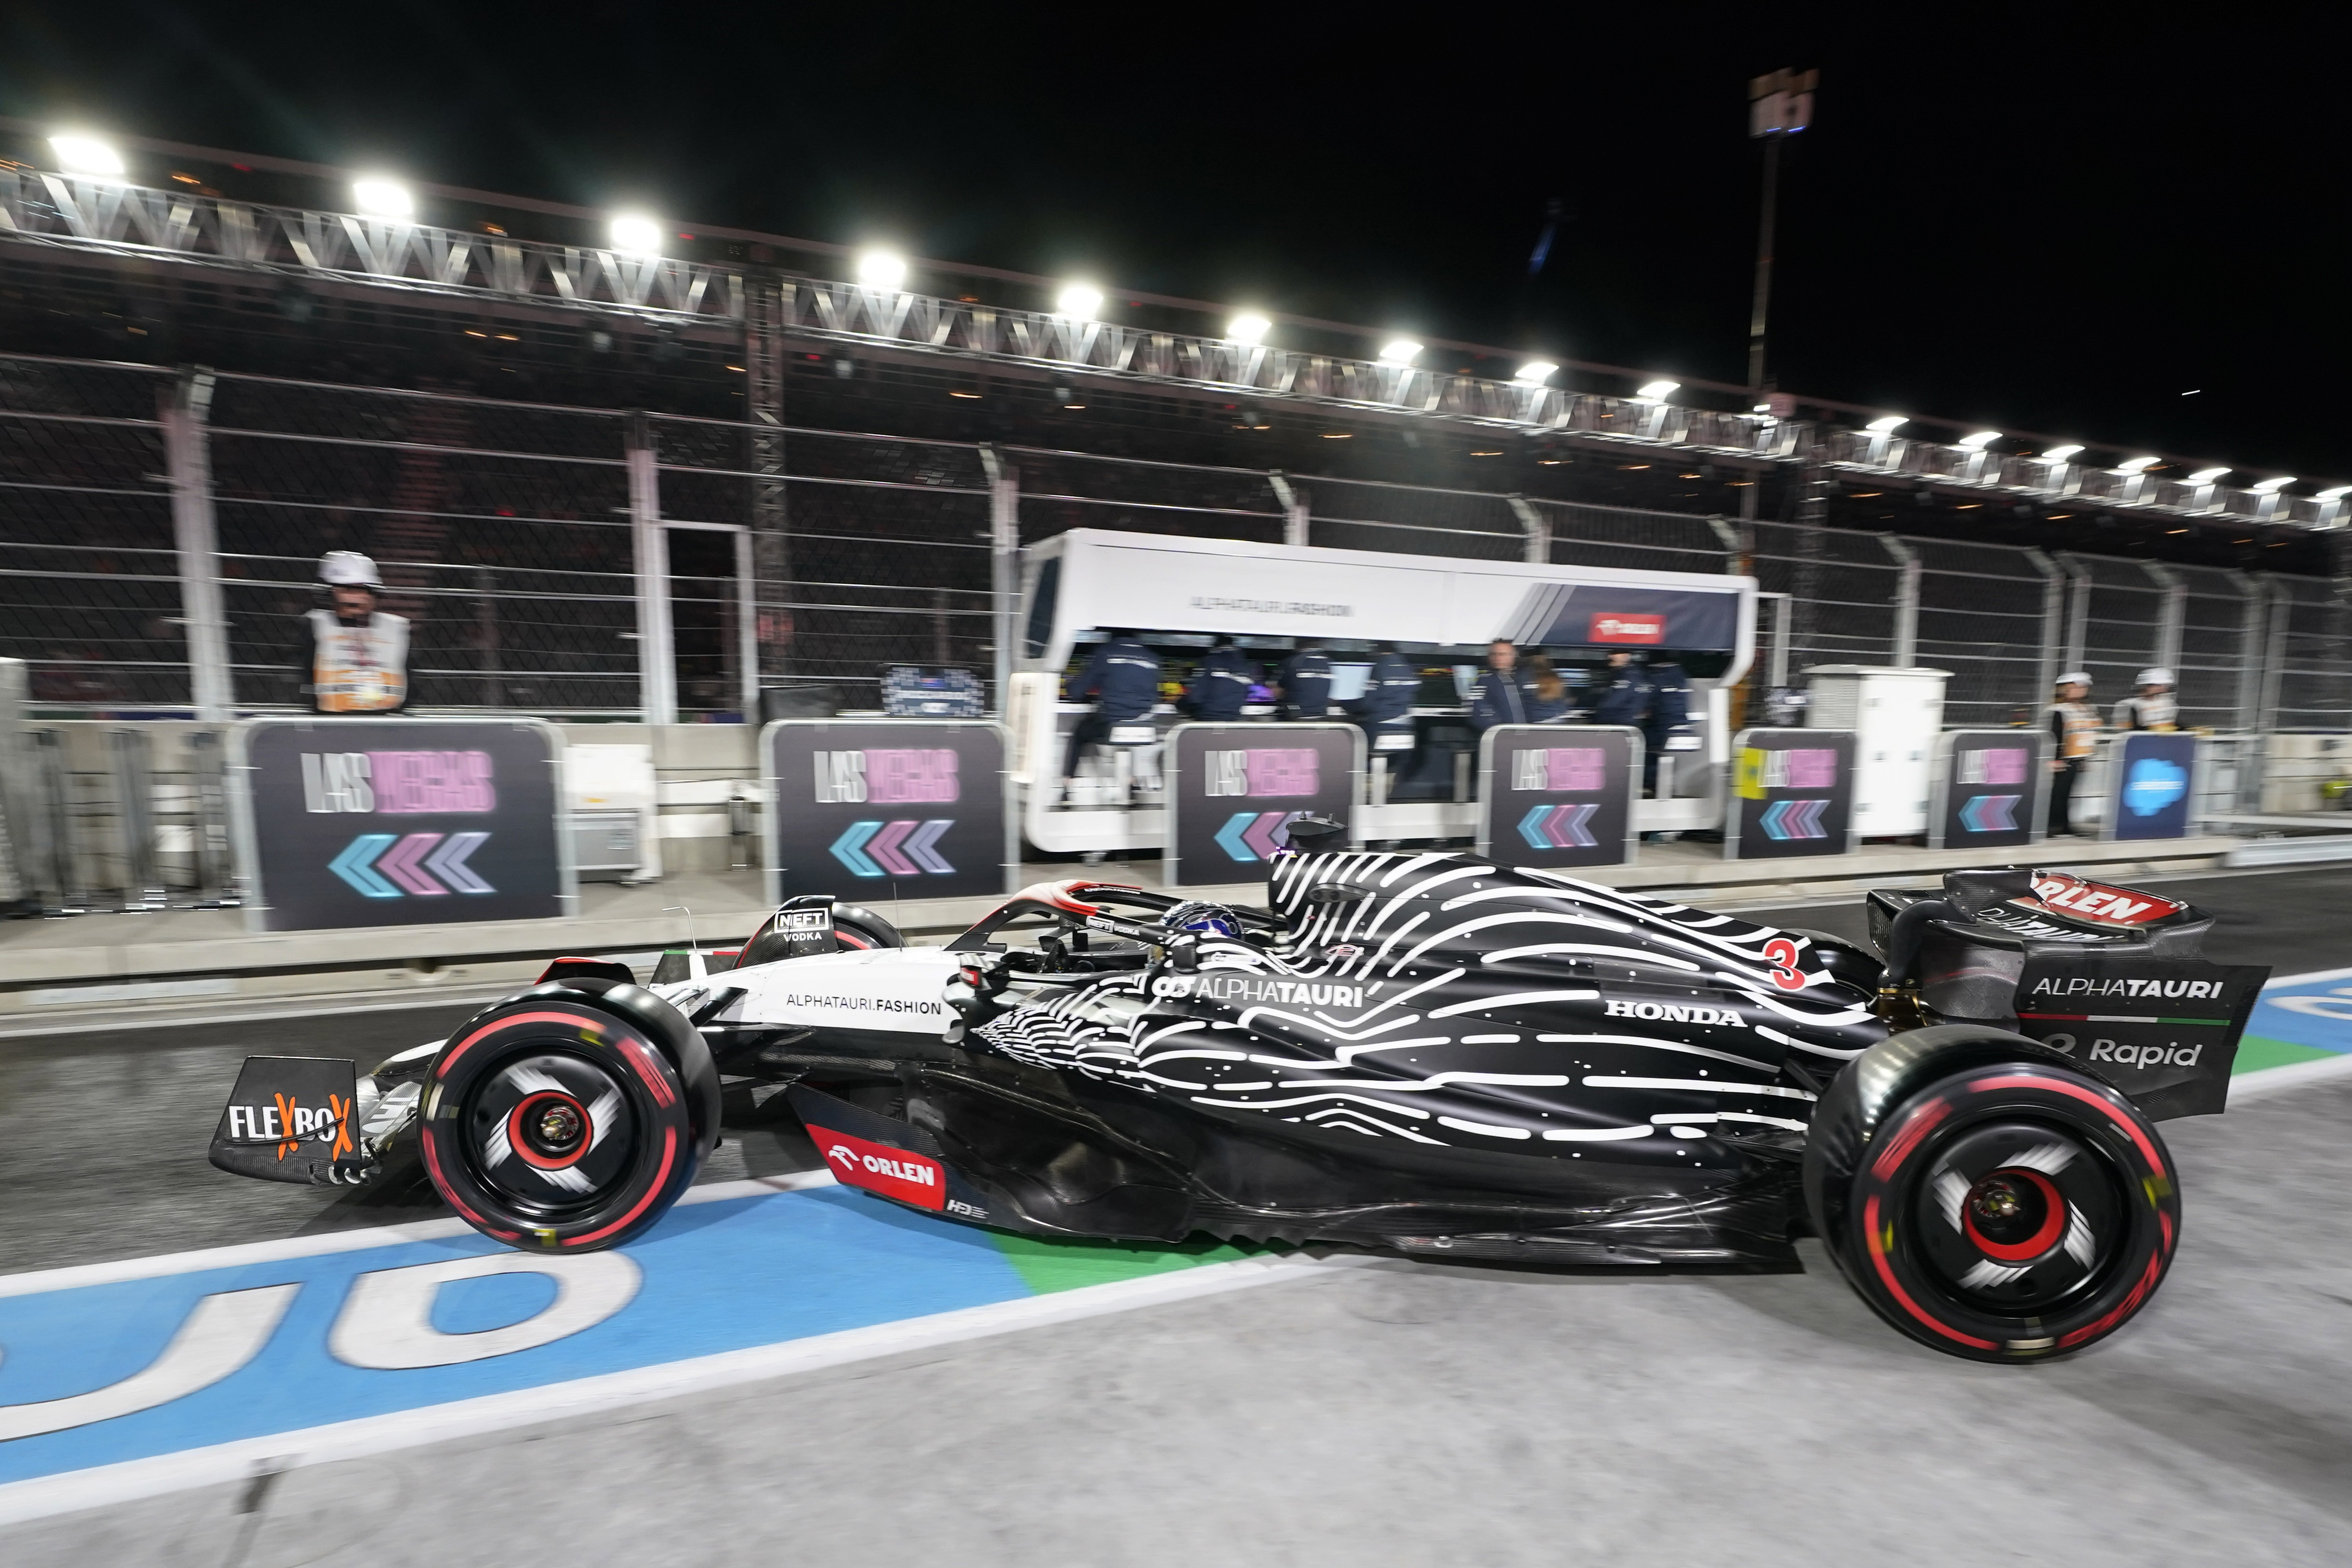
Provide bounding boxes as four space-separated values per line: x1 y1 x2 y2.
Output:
565 1128 679 1247
1865 1193 1999 1350
1970 1073 2167 1179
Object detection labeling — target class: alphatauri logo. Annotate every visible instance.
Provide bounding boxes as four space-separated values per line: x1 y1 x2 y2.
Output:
1605 999 1743 1026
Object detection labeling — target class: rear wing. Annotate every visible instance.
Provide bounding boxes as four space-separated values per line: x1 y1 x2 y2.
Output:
1869 871 2267 1119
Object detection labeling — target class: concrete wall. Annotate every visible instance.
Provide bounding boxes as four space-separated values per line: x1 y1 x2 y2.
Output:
556 723 760 876
2260 733 2352 814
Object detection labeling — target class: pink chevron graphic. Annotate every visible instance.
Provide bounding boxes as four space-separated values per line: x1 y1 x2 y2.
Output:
868 819 921 876
1544 803 1598 849
377 832 447 895
1240 811 1294 859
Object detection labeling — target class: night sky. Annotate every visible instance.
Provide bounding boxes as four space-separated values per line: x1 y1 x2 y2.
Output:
3 7 2344 479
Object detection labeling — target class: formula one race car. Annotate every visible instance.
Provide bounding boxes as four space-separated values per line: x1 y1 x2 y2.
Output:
211 823 2264 1363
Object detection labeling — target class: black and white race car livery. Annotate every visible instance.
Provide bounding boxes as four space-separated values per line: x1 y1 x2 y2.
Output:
212 823 2262 1363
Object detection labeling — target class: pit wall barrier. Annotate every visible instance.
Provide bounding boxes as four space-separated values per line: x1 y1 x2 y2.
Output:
1474 725 1643 870
0 718 2309 918
227 718 572 934
759 719 1018 905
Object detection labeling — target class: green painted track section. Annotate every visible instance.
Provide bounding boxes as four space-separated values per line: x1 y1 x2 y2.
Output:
2233 1034 2338 1073
986 1231 1260 1294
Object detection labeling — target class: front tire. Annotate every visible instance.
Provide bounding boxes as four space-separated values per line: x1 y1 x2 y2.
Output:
419 989 713 1251
1806 1029 2179 1362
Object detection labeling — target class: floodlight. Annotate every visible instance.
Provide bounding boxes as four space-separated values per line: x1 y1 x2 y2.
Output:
1515 361 1559 384
1865 415 1906 433
2252 475 2296 493
856 250 908 289
1226 313 1271 346
1379 339 1423 365
1055 283 1103 320
2317 485 2352 500
1958 430 2000 449
2188 467 2230 484
608 214 663 255
2042 445 2084 462
2116 455 2161 473
1637 379 1678 400
351 179 414 219
49 134 124 178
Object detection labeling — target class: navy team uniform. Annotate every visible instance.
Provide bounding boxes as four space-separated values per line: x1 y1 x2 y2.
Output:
1274 648 1335 721
1062 634 1163 782
1639 663 1690 792
1349 648 1422 746
1182 644 1260 722
1469 665 1532 731
1587 661 1654 728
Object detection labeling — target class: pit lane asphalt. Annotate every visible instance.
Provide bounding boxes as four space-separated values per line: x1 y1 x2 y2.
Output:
4 865 2351 1564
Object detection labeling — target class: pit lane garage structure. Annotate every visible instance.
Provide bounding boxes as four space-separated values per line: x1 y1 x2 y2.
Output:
1010 529 1755 855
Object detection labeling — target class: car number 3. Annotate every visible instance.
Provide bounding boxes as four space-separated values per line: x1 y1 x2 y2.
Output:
1762 937 1806 991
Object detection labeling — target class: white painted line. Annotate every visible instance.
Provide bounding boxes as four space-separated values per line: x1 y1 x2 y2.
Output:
2228 1053 2352 1103
2252 964 2352 990
0 989 519 1041
0 1173 836 1299
0 1249 1369 1528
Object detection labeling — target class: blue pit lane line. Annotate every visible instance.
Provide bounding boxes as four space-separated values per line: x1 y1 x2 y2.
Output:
0 1174 1350 1524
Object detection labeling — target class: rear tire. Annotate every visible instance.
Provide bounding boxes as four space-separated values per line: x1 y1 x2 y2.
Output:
832 904 904 950
1806 1028 2179 1362
419 989 713 1251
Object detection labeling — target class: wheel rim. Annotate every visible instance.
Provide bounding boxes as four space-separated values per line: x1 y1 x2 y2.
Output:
464 1049 638 1214
1910 1118 2124 1313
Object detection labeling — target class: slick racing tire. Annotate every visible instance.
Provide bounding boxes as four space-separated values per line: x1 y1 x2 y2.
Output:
831 904 904 950
1806 1026 2179 1364
419 985 718 1251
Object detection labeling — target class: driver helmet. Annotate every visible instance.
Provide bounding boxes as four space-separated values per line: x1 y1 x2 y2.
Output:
1161 900 1242 940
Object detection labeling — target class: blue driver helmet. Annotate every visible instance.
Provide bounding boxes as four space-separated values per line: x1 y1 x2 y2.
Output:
1162 900 1242 939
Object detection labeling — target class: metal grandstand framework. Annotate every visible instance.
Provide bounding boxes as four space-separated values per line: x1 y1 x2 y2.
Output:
4 164 2346 533
4 349 2346 733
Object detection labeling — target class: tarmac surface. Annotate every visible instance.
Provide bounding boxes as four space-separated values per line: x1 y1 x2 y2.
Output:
3 865 2350 1564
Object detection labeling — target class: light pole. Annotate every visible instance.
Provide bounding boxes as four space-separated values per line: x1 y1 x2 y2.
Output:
1746 68 1816 395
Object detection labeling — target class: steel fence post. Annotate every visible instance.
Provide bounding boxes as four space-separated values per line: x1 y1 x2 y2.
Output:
746 278 795 690
1270 472 1310 548
1879 536 1919 666
2025 550 2062 701
627 414 677 725
980 446 1018 715
2056 552 2092 680
2259 577 2290 733
2140 561 2185 678
1507 495 1550 566
160 368 233 720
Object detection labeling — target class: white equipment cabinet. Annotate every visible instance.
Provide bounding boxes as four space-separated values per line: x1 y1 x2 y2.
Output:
1803 666 1951 838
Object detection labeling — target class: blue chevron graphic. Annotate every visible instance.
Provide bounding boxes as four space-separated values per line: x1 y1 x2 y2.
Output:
829 820 884 877
1517 805 1555 851
1214 811 1259 862
1758 799 1829 842
328 833 401 898
1959 793 2020 833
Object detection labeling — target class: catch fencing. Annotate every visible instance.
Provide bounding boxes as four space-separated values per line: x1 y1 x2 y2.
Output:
1 350 2344 729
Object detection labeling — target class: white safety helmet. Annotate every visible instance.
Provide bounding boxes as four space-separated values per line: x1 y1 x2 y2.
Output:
2134 667 2174 688
2057 671 2092 688
319 550 382 589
